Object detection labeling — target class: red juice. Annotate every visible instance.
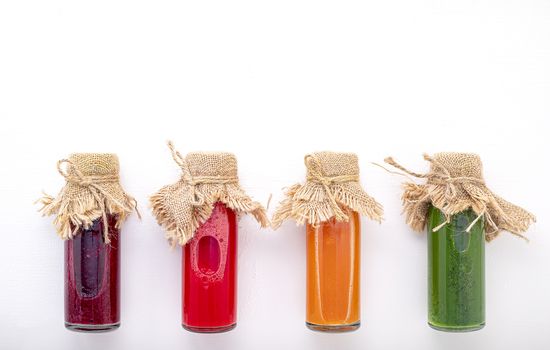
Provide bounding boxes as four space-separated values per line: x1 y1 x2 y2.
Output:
64 215 120 332
182 202 237 333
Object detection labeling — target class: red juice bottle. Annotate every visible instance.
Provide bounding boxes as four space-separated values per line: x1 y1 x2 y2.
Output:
182 202 237 332
65 215 120 332
150 143 269 334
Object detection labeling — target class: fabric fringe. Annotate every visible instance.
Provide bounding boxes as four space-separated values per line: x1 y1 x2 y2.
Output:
272 152 383 228
150 142 269 247
37 154 139 243
385 153 536 241
38 189 135 242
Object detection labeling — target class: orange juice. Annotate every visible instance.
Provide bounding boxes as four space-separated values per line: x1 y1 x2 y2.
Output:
306 209 360 332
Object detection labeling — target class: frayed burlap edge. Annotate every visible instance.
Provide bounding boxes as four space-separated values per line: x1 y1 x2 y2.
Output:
38 190 136 242
150 142 269 247
151 182 269 246
37 156 139 243
384 153 536 241
271 153 383 228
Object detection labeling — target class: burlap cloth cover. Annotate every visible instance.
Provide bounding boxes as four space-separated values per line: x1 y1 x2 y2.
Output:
38 153 139 243
272 152 383 228
150 142 269 246
384 152 536 241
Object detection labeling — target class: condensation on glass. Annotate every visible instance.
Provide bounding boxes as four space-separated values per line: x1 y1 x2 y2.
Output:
306 208 361 332
182 202 238 333
427 206 485 332
65 215 120 332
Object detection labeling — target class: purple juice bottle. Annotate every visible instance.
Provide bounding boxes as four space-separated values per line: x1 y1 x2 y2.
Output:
65 215 120 331
38 153 138 332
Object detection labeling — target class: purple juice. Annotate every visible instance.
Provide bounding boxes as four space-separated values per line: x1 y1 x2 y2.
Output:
64 215 120 332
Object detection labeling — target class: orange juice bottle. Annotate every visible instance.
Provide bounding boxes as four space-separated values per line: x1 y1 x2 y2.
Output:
272 152 382 333
306 209 360 331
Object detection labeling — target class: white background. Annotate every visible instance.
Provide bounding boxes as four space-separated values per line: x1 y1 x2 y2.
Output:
1 1 549 349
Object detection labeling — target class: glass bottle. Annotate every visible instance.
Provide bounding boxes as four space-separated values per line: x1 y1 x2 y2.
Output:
65 215 120 332
427 205 485 332
182 202 238 333
306 208 361 332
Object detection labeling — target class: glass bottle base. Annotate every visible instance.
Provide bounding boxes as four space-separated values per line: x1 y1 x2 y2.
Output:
428 321 485 332
65 322 120 333
182 323 236 333
306 321 360 333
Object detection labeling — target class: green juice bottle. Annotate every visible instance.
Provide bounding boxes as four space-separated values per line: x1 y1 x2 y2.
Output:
427 205 485 332
383 152 536 332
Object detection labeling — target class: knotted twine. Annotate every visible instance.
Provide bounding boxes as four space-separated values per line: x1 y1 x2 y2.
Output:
271 152 383 228
37 153 140 243
382 152 536 241
150 141 269 247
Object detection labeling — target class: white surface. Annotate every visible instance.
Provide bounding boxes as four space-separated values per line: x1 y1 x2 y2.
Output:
1 1 549 349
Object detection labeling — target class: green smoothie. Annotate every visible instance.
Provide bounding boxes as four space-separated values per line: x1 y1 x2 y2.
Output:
427 205 485 332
